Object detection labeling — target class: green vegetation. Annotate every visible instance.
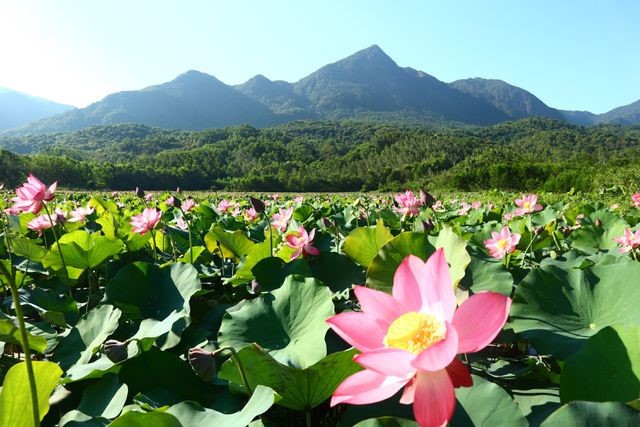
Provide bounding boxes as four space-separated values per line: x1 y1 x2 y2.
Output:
1 118 640 192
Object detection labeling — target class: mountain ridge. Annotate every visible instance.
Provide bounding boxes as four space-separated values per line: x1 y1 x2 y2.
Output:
3 45 639 135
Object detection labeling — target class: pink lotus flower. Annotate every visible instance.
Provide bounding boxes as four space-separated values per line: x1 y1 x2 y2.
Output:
166 196 176 207
613 228 640 253
327 250 511 427
457 202 471 216
503 212 514 221
432 200 444 211
144 192 154 201
175 217 188 230
471 201 482 209
10 174 57 214
245 207 259 222
217 199 231 214
394 191 422 217
632 193 640 208
130 208 162 235
182 199 196 212
514 194 543 216
294 195 304 204
69 204 94 223
27 214 54 236
484 226 521 259
270 207 293 233
284 226 319 260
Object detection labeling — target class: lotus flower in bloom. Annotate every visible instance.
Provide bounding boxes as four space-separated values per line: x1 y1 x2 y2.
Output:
613 228 640 253
182 198 196 212
632 192 640 208
130 208 162 234
270 207 293 233
245 207 259 222
513 194 543 216
10 174 57 214
484 226 521 260
327 249 511 427
284 226 319 260
27 214 54 236
394 191 422 217
69 204 94 223
217 199 231 214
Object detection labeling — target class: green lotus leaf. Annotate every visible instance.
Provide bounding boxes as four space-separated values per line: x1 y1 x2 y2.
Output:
218 275 333 369
219 344 360 411
343 219 393 268
541 401 640 426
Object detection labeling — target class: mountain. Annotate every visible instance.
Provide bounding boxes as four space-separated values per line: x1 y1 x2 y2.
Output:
449 78 566 121
234 74 316 120
596 99 640 125
11 71 280 134
0 88 73 130
6 45 639 135
292 45 510 125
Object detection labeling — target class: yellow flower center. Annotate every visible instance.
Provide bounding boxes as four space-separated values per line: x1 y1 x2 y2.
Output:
383 312 446 353
497 239 509 250
523 201 531 209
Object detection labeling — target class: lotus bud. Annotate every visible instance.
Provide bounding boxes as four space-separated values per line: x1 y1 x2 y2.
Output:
534 226 544 235
104 339 128 363
420 190 436 208
595 219 603 227
249 196 265 214
188 347 216 382
134 187 145 198
421 219 435 233
176 187 182 194
249 280 261 295
173 196 182 209
322 217 333 228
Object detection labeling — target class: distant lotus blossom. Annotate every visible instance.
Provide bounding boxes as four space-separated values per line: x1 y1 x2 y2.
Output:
514 194 543 216
0 183 4 191
270 193 281 201
130 208 162 235
245 207 259 222
53 208 68 225
457 202 471 216
432 200 444 211
144 193 154 201
111 191 118 197
632 193 640 208
175 217 188 230
484 226 521 260
327 250 511 427
284 226 319 260
166 196 176 207
10 174 57 214
503 212 515 221
486 203 494 210
394 191 422 217
217 199 232 214
69 204 94 223
294 195 304 204
613 228 640 253
271 207 293 232
471 201 482 209
182 199 196 212
610 203 619 211
27 214 54 235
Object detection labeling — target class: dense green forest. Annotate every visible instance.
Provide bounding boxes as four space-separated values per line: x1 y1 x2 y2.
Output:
1 118 640 192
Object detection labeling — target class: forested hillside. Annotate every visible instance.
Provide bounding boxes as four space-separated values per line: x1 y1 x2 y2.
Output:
1 118 640 192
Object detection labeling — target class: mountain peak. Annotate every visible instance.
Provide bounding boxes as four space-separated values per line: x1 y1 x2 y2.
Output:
340 44 397 69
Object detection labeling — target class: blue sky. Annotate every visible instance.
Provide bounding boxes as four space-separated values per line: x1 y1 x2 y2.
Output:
0 0 638 113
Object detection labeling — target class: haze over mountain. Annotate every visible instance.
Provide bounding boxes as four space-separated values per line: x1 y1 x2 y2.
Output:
3 45 639 135
0 88 73 131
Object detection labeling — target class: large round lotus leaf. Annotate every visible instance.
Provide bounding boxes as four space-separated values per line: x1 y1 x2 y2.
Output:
510 253 640 359
218 275 334 369
218 343 361 411
343 219 393 268
540 401 640 426
0 361 63 427
0 318 47 353
108 411 181 427
205 226 256 260
59 374 128 425
51 304 121 370
42 230 125 279
570 210 629 254
104 262 200 321
560 323 640 403
366 226 469 293
452 375 527 427
165 385 276 427
460 249 514 296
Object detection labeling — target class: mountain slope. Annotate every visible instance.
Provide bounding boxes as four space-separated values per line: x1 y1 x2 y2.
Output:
292 45 510 125
596 99 640 125
234 74 316 120
449 78 566 121
0 89 74 130
11 71 281 134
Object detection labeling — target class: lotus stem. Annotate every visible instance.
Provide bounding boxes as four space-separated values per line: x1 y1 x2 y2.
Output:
0 261 40 426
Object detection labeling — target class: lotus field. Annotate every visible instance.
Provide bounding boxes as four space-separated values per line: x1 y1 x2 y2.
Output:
1 176 640 427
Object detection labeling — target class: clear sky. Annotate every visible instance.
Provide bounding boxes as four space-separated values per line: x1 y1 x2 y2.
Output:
0 0 638 113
